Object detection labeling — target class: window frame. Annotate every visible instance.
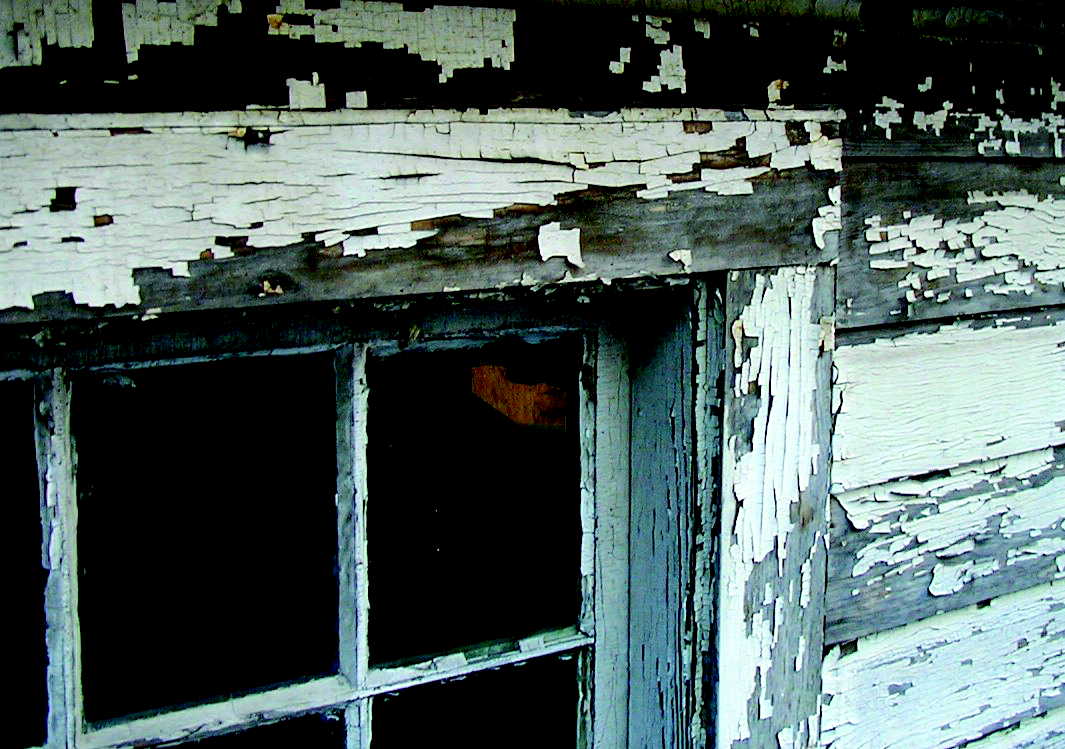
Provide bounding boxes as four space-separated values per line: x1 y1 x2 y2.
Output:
15 281 712 749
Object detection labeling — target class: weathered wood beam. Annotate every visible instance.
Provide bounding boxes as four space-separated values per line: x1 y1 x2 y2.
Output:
0 113 840 327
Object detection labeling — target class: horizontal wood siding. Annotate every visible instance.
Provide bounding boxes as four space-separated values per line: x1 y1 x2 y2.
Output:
821 580 1065 749
832 310 1065 493
838 160 1065 328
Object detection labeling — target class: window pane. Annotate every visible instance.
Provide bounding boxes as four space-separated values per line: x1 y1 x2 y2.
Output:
367 342 582 666
371 654 578 747
181 711 345 747
2 380 48 747
75 355 339 723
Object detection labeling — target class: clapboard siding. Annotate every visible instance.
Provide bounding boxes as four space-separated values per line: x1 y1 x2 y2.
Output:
837 161 1065 328
832 309 1065 493
965 707 1065 749
821 580 1065 749
826 445 1065 644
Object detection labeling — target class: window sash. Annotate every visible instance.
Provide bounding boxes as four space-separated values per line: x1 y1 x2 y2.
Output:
15 285 706 749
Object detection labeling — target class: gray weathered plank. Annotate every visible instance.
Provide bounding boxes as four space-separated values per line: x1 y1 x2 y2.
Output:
627 293 695 748
715 265 834 749
827 445 1065 645
837 160 1065 328
592 327 630 748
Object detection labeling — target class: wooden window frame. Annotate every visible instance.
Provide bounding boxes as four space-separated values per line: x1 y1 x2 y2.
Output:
14 281 712 749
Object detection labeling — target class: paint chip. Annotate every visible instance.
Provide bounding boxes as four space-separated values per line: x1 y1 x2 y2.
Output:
538 222 583 269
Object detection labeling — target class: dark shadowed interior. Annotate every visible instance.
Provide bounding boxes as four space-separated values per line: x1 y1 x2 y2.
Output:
367 340 582 666
74 354 339 723
4 380 49 747
371 653 578 747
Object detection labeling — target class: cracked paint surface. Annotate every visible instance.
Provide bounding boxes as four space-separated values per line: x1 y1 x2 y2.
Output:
835 447 1065 598
821 581 1065 749
863 188 1065 305
720 266 830 748
0 109 841 311
832 315 1065 492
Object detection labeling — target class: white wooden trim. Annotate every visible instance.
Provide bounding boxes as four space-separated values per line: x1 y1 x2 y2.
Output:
344 699 372 749
335 344 363 684
81 677 353 749
592 327 630 748
37 370 74 749
364 629 592 694
80 344 340 372
578 332 598 636
80 632 593 748
351 345 371 686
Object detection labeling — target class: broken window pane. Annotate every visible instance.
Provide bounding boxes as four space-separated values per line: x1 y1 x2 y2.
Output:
3 380 48 747
74 355 339 723
371 654 578 747
367 341 581 666
181 711 345 747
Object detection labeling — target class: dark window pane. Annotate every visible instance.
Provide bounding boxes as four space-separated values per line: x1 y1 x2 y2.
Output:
75 355 339 723
182 711 345 747
372 654 578 748
367 342 582 666
2 380 48 747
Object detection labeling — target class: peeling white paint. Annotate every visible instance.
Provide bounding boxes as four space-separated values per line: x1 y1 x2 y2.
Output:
821 581 1065 749
833 316 1065 491
643 44 686 94
0 109 842 310
0 0 94 68
287 73 326 109
120 0 240 64
812 185 842 251
720 267 826 744
873 97 904 140
668 249 692 271
538 222 583 268
970 705 1065 748
864 188 1065 301
822 57 846 75
268 0 515 83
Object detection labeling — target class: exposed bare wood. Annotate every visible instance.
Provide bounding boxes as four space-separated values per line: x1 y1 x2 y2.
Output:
838 160 1065 328
827 445 1065 644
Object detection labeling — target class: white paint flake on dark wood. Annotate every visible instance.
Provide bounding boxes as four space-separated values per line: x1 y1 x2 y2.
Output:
827 445 1065 644
821 581 1065 749
717 265 833 749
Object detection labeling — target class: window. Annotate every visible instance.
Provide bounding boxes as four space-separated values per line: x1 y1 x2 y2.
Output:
12 285 707 748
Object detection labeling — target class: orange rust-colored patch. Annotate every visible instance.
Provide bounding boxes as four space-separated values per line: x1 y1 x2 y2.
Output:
471 365 568 428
